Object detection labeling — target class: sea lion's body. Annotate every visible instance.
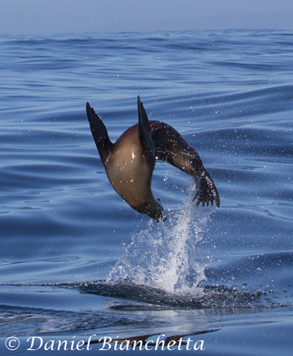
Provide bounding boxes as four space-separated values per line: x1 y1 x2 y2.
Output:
104 124 159 217
86 97 220 220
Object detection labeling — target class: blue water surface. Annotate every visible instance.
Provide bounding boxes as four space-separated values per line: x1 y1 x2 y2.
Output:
0 30 293 355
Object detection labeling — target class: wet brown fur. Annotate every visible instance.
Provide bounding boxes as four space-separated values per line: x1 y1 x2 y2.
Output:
86 97 219 221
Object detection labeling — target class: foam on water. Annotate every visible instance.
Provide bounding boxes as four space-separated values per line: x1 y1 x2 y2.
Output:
107 189 213 296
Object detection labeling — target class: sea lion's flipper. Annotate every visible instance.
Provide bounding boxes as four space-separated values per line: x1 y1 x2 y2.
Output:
194 169 220 208
137 96 156 162
86 102 113 163
150 122 220 208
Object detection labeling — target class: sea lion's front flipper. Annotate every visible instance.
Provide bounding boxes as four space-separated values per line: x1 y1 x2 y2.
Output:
86 102 113 163
150 122 220 208
137 96 156 162
194 169 220 208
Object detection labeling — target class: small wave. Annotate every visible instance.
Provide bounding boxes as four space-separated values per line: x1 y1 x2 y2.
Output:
80 281 263 309
79 189 268 310
0 304 132 336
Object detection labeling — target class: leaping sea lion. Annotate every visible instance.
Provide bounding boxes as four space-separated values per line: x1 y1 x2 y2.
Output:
86 96 220 221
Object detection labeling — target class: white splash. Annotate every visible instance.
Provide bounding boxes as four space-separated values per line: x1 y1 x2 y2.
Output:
107 190 212 296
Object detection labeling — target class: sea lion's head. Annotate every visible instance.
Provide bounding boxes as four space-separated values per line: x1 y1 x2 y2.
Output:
141 197 166 222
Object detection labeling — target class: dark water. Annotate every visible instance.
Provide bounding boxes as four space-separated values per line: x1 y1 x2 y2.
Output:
0 30 292 355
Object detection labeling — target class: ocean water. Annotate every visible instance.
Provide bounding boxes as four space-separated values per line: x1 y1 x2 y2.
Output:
0 30 292 355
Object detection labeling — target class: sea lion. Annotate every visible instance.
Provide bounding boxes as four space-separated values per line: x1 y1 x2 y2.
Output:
86 96 220 221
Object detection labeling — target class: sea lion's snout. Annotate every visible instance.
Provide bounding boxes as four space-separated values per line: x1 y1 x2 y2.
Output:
148 209 167 222
141 198 166 222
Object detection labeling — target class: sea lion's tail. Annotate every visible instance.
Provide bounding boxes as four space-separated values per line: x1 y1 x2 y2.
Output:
137 96 156 162
86 102 113 162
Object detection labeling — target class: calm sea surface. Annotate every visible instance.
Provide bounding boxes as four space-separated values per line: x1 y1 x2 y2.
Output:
0 30 292 355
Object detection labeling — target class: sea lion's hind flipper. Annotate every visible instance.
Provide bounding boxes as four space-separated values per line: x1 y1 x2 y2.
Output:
194 170 220 208
137 96 156 162
86 102 113 162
